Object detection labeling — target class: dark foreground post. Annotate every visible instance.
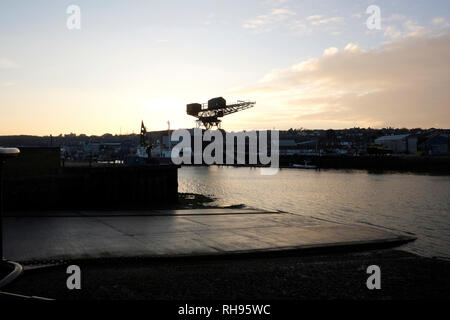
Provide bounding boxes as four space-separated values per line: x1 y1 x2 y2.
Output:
0 147 20 260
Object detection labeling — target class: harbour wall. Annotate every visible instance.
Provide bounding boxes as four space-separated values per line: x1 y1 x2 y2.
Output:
2 148 179 210
280 155 450 173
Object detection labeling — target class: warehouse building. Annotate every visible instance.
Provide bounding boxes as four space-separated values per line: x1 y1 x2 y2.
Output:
419 134 450 155
374 134 418 154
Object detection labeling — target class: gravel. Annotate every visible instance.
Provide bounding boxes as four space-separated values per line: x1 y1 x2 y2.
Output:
3 249 450 300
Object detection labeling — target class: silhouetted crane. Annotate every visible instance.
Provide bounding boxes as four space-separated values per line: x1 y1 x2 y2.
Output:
187 97 255 129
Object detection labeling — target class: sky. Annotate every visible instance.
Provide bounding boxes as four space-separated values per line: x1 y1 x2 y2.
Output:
1 0 450 135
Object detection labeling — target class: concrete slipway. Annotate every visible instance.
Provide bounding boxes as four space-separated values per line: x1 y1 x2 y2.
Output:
3 209 415 264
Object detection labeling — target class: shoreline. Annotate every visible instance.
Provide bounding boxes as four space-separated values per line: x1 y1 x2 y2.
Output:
180 162 450 175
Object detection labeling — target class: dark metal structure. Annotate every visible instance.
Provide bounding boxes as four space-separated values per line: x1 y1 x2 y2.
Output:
0 148 23 289
140 120 148 147
186 97 255 129
0 147 20 260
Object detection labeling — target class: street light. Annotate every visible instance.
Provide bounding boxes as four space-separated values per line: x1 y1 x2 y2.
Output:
0 147 20 260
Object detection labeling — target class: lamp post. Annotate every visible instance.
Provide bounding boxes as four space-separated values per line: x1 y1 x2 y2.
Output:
0 147 20 260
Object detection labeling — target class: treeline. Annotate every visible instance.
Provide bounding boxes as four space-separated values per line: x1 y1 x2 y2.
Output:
0 134 140 147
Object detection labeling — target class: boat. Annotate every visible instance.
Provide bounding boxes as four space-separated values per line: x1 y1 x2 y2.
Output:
292 161 317 169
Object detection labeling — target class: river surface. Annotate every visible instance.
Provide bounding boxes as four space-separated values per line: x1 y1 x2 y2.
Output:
179 166 450 258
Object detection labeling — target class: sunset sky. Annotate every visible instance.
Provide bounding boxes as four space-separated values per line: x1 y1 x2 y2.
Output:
1 0 450 135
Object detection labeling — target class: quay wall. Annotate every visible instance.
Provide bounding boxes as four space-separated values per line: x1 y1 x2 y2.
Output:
3 165 179 210
280 155 450 173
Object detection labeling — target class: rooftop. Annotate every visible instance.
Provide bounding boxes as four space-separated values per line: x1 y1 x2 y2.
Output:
375 134 410 141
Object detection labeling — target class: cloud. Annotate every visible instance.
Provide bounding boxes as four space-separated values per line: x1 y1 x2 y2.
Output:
243 10 344 36
384 14 407 22
307 15 323 21
243 7 296 31
323 47 339 56
310 16 344 26
230 32 450 129
0 58 20 69
384 25 403 39
430 17 450 32
403 20 426 37
263 0 290 6
432 17 447 26
271 8 295 16
383 17 427 40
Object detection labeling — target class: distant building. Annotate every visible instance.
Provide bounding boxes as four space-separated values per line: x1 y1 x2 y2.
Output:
85 142 101 154
297 140 318 148
279 139 297 156
419 134 450 155
374 134 417 154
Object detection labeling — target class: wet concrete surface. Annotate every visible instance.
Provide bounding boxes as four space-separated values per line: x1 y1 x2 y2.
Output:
3 209 415 263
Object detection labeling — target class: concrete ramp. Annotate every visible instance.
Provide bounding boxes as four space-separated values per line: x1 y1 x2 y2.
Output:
3 209 415 263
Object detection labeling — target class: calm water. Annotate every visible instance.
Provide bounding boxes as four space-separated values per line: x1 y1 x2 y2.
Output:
179 166 450 258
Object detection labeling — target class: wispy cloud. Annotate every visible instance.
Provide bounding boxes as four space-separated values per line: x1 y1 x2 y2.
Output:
384 14 407 22
243 7 296 31
432 17 448 26
309 16 344 26
243 9 344 36
430 16 450 32
383 19 427 39
306 15 323 21
263 0 290 6
379 13 431 40
384 25 403 39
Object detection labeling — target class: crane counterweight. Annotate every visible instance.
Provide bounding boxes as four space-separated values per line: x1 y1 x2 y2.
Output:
186 97 255 129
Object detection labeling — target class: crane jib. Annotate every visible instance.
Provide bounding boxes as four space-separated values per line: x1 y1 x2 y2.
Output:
186 98 256 130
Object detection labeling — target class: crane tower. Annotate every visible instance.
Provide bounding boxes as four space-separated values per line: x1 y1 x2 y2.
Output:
186 97 255 129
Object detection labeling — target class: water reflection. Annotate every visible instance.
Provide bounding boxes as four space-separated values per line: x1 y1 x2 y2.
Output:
179 166 450 258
